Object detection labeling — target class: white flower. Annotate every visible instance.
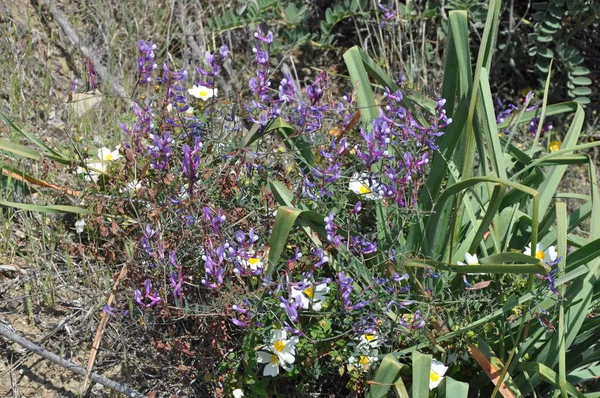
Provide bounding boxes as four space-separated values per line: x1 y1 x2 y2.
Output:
188 84 217 101
75 219 85 234
232 388 244 398
457 253 479 266
357 332 381 350
291 279 329 311
524 242 557 264
121 179 141 193
256 329 299 377
240 255 263 271
97 146 122 162
76 146 121 182
429 360 448 390
348 173 383 200
457 252 482 275
348 354 379 369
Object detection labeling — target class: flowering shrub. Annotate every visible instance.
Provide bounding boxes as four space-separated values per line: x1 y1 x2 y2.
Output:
68 7 600 395
71 29 456 395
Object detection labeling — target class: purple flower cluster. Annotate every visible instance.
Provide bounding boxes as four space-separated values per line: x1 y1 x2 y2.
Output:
338 272 372 311
134 279 162 307
249 30 274 110
159 63 189 113
195 45 229 87
147 131 173 170
182 137 202 195
352 89 450 207
137 40 158 84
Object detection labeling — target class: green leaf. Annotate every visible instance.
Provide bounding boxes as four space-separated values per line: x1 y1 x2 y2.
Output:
367 355 407 398
0 138 43 161
343 47 379 124
571 66 590 76
571 76 592 86
515 362 586 398
0 110 65 160
537 47 554 58
440 377 469 397
268 206 303 274
571 87 592 96
0 200 89 214
412 352 431 398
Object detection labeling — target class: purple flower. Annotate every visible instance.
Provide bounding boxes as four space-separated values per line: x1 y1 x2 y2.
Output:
279 296 300 323
134 279 162 308
182 138 202 194
324 212 342 246
137 40 158 84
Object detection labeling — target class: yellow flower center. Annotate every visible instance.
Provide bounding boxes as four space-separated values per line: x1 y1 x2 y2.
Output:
200 88 209 97
364 334 375 342
248 257 260 266
273 340 285 352
359 356 369 366
430 371 440 382
270 354 279 364
359 184 371 194
303 287 314 298
105 154 114 161
536 250 545 260
549 141 561 152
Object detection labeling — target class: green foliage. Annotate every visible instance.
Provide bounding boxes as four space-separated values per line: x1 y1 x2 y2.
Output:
528 0 595 105
206 0 368 47
346 0 600 395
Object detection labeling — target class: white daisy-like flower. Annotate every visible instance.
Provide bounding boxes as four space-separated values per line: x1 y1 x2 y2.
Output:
188 84 218 101
429 360 449 390
348 173 383 200
232 388 244 398
357 332 381 350
457 253 479 266
239 255 263 271
524 242 557 264
291 279 329 311
348 354 379 369
76 146 121 182
256 329 299 377
75 219 85 234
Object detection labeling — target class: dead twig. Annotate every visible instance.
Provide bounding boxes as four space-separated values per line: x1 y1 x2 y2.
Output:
80 263 128 395
0 324 146 398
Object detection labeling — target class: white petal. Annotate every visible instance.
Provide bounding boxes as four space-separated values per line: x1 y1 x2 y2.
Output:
271 329 287 342
257 351 272 364
263 362 279 377
465 253 479 265
546 246 558 262
277 351 295 365
232 388 245 398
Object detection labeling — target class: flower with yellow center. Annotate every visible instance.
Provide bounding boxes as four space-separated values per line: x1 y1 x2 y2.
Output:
549 140 561 152
357 331 381 350
429 360 448 389
348 353 379 370
524 242 557 264
256 329 299 376
238 254 263 272
348 173 383 200
76 146 121 182
188 84 218 101
291 279 329 311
